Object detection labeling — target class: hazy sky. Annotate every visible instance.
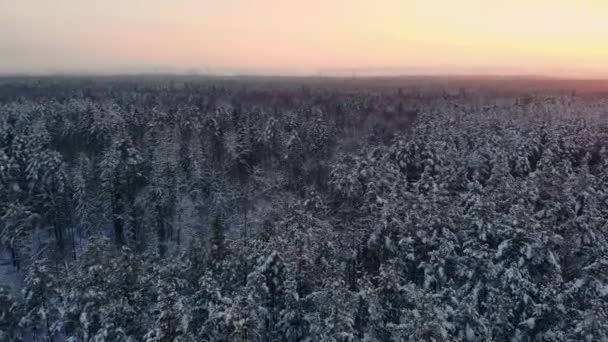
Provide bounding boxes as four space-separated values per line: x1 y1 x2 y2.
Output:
2 0 608 77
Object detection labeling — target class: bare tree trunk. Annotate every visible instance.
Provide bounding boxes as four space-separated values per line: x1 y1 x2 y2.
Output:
10 246 19 270
43 302 53 342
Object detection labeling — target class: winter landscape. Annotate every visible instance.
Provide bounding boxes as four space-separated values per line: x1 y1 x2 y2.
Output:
3 0 608 341
0 76 607 341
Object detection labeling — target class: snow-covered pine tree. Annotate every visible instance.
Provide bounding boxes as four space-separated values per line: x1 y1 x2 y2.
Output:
0 286 21 341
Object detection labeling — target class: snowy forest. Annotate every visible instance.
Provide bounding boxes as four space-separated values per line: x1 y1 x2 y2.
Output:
0 76 607 341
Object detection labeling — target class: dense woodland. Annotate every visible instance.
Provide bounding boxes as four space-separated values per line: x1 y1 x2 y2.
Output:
1 77 607 341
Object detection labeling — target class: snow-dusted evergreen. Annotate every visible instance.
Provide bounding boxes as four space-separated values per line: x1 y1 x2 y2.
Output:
0 77 607 341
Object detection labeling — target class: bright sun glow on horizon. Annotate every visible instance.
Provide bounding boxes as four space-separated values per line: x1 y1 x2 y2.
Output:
1 0 608 78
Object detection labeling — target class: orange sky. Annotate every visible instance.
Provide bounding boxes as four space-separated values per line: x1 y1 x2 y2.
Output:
1 0 608 77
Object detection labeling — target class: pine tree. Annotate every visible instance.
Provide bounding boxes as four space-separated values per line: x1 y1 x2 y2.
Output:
20 258 60 342
145 262 190 342
247 250 287 341
0 286 21 342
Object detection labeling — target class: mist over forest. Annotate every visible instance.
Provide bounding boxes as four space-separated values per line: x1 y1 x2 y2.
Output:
1 76 608 341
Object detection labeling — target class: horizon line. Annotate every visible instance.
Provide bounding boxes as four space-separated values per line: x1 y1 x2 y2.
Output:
1 71 608 82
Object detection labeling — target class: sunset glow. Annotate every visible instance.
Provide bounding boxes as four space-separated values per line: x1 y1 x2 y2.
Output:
2 0 608 77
